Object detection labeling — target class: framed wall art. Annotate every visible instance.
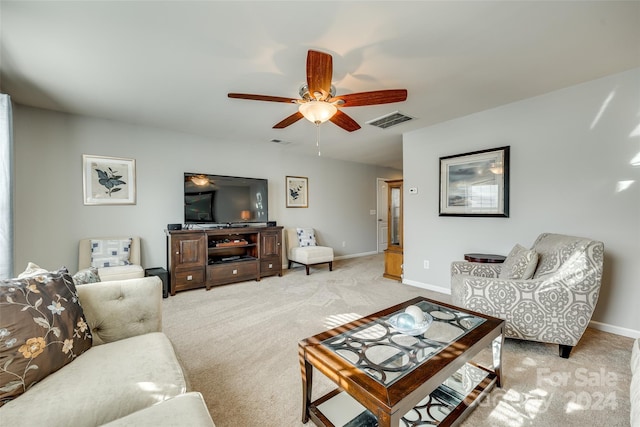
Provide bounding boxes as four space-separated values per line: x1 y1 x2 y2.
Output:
439 146 509 217
83 154 136 205
286 176 308 208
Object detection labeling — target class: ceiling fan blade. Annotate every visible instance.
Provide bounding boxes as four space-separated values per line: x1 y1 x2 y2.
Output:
273 111 304 129
331 89 407 107
228 93 297 103
306 50 333 100
330 110 361 132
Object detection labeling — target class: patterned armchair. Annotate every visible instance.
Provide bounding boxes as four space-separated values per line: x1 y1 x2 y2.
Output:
451 233 604 358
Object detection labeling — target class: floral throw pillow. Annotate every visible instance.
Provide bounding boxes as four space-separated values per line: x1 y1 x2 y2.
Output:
296 228 317 247
0 269 92 406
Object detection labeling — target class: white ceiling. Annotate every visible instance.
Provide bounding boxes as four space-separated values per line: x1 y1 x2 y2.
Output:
2 1 639 170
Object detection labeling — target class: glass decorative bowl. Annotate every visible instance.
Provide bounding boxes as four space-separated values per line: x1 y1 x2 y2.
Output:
386 311 433 336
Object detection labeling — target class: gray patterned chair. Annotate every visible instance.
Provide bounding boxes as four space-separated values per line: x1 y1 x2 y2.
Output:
451 233 604 358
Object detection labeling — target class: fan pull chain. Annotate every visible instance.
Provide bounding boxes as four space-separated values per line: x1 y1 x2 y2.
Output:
315 122 321 156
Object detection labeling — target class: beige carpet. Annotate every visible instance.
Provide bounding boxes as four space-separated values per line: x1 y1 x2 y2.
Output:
161 254 633 427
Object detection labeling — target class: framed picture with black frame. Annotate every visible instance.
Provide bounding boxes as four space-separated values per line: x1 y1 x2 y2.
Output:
439 146 509 217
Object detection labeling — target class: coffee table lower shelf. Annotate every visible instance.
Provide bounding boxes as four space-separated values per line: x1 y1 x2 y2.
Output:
308 363 496 427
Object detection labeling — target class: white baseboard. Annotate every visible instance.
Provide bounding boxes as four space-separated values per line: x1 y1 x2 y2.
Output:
402 279 452 295
334 251 378 260
283 251 379 269
589 320 640 339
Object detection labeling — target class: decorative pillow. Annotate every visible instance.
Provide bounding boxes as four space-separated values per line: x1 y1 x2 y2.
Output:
90 238 132 268
72 267 101 286
296 228 317 247
17 262 49 279
531 234 581 279
498 244 539 280
0 269 92 406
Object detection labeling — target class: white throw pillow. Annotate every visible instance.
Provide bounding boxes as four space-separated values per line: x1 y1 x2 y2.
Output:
296 228 317 247
17 262 50 278
499 244 538 280
90 238 132 268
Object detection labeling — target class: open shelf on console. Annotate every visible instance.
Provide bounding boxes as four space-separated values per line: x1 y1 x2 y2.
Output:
208 255 258 265
207 232 258 259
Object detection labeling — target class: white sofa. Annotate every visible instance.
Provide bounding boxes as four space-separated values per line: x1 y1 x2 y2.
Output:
632 338 639 427
0 276 215 427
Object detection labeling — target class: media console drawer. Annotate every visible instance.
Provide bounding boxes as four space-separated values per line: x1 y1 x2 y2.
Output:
260 259 282 277
206 260 259 288
174 268 205 291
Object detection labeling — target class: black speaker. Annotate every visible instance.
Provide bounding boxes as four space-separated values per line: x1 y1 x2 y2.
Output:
267 221 277 227
167 223 182 230
145 268 169 298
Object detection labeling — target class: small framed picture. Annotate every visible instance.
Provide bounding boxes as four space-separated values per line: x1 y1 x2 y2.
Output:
439 146 509 217
83 154 136 205
286 176 308 208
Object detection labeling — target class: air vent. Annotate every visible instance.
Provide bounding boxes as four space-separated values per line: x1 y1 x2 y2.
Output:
366 111 414 129
270 139 291 145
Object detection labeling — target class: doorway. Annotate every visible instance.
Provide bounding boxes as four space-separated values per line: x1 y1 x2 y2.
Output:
376 178 388 253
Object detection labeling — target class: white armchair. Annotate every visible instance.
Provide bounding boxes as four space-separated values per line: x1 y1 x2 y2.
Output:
285 228 334 275
451 233 604 358
78 237 144 281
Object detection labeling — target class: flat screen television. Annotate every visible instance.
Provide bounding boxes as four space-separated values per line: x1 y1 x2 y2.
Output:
184 173 268 225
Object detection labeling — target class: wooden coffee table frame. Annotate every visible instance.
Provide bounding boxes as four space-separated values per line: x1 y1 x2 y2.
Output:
299 297 505 427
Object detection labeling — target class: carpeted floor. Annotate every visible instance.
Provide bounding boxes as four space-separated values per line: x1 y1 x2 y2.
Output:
161 254 633 427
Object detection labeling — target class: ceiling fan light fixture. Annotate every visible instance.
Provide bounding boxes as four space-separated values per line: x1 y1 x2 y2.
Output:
298 101 337 124
229 50 407 132
299 84 336 100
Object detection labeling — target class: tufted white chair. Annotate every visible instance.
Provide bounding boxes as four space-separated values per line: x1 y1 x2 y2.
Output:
451 233 604 358
285 228 334 275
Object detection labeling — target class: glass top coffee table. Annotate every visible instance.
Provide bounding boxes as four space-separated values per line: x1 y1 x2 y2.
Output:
299 297 505 426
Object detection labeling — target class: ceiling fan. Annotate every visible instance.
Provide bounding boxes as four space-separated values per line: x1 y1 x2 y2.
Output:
228 50 408 132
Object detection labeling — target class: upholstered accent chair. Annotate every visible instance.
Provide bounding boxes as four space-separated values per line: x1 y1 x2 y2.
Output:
451 233 604 358
285 228 334 275
79 237 144 281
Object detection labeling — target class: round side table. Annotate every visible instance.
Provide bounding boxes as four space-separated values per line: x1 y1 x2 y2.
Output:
464 253 506 263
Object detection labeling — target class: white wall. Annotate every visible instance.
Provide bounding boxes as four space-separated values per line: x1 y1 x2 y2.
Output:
403 68 640 335
12 105 400 273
